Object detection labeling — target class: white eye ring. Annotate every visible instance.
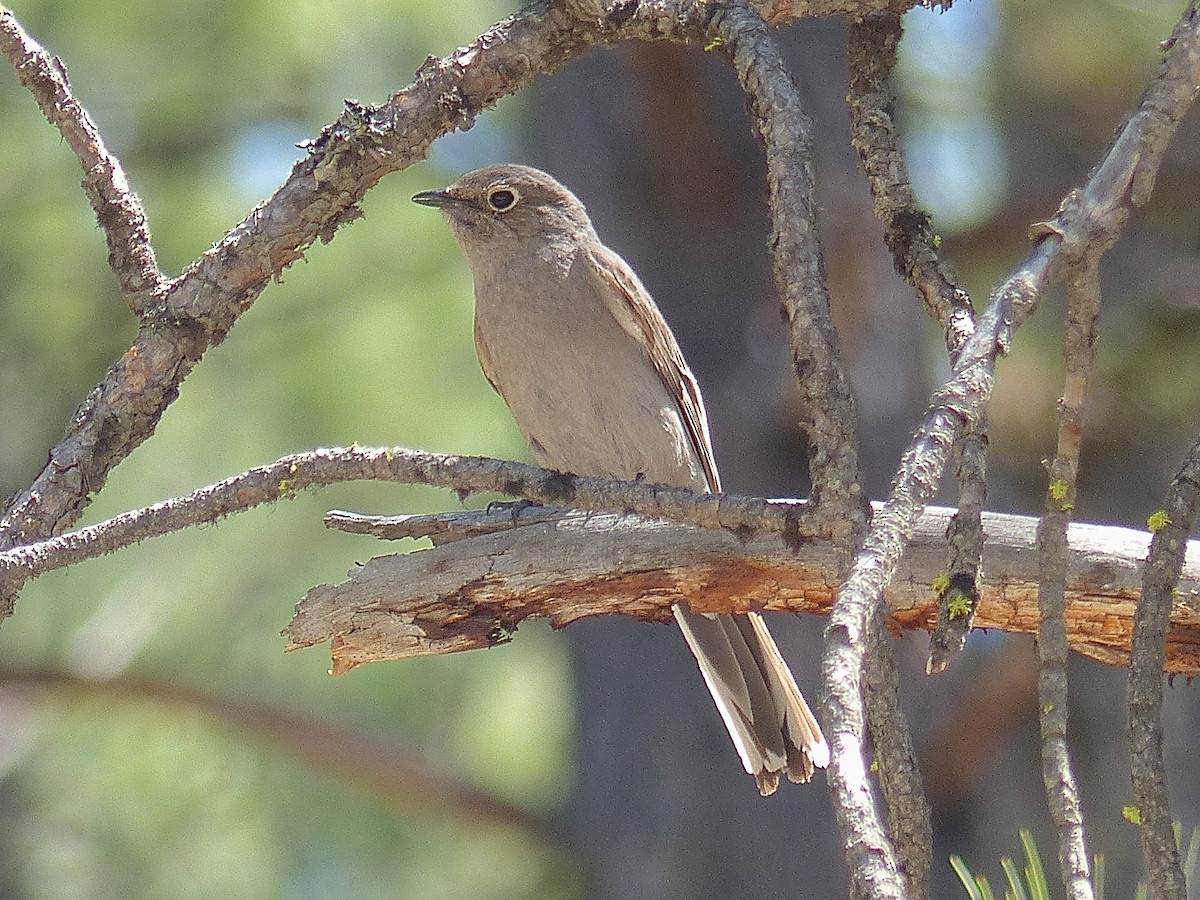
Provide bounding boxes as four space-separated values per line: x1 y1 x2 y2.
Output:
486 186 520 212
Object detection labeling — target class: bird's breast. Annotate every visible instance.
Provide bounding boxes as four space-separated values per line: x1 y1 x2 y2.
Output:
472 254 705 490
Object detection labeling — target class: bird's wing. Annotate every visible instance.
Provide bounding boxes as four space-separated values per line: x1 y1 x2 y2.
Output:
472 314 503 397
585 246 722 493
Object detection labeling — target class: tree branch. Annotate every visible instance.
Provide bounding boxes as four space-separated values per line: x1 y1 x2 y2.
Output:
716 8 933 892
845 12 988 678
1035 256 1100 900
718 4 867 541
0 10 165 307
846 12 973 355
1128 442 1200 900
0 446 825 594
1030 7 1200 894
1 0 867 618
287 503 1200 675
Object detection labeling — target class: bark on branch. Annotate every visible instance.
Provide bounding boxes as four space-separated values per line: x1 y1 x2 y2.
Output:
285 505 1200 676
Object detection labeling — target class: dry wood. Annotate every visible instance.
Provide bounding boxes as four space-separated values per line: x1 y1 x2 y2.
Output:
286 504 1200 676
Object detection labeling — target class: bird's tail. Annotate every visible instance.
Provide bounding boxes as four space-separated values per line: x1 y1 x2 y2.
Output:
673 606 829 795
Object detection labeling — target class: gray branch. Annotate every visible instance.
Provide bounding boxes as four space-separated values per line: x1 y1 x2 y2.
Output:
1128 442 1200 900
0 11 165 307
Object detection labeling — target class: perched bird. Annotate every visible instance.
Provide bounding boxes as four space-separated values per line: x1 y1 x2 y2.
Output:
413 164 829 794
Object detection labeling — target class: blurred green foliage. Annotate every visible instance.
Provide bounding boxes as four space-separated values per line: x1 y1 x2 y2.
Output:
0 1 574 897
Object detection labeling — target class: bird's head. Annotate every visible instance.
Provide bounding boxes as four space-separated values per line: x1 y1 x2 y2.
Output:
413 164 594 268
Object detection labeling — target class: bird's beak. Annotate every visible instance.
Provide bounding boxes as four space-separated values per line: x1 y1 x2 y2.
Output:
412 188 464 209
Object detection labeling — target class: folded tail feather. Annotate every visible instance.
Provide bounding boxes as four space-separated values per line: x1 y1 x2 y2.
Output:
673 605 829 796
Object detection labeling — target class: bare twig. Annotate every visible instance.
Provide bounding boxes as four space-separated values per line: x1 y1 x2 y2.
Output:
0 10 165 308
845 12 986 677
325 507 571 544
928 424 988 675
846 12 973 355
718 4 867 543
1037 5 1200 895
1128 444 1200 900
1035 255 1102 900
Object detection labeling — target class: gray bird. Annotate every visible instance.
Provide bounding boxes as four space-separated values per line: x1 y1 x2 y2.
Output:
413 164 829 794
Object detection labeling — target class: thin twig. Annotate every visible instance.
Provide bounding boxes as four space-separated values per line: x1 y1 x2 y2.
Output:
822 240 1051 900
845 12 986 676
1128 444 1200 900
1038 5 1200 894
1035 255 1102 900
0 10 165 308
846 12 973 354
929 423 988 674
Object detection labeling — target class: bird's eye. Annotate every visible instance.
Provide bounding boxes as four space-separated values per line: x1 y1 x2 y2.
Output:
487 187 519 212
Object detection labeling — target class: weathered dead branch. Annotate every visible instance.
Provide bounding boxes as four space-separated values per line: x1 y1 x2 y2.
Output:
286 505 1200 676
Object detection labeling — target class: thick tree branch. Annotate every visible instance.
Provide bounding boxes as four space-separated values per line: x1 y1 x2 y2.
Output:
286 504 1200 675
751 0 917 22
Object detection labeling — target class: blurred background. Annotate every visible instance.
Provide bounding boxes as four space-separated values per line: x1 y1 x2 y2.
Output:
1 0 1199 897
